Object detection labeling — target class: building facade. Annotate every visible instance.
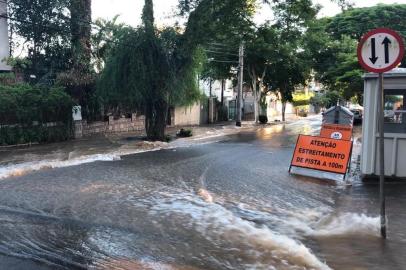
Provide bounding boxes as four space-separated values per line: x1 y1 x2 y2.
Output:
0 1 11 71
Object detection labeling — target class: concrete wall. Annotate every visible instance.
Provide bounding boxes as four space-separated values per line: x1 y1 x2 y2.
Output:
265 95 294 120
0 2 11 71
173 102 201 126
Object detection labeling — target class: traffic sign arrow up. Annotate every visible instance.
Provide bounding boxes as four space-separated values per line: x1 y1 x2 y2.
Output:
382 36 391 64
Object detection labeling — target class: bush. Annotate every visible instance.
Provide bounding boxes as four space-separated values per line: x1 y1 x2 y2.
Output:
259 115 268 124
176 128 193 138
164 134 172 142
0 83 74 145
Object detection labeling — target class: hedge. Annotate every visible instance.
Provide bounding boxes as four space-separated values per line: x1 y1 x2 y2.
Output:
0 83 74 145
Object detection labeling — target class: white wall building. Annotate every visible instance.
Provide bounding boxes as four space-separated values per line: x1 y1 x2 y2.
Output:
199 79 234 102
0 1 11 71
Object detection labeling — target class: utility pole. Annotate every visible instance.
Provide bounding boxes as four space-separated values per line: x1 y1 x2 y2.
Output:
378 72 386 238
236 43 244 127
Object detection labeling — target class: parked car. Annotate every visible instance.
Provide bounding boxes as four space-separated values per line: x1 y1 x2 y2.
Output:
350 109 363 123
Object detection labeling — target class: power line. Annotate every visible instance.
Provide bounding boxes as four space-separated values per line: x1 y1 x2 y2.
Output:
207 59 239 64
206 42 239 52
203 49 239 57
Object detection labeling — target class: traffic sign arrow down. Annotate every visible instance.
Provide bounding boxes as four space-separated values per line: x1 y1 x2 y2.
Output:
358 28 404 73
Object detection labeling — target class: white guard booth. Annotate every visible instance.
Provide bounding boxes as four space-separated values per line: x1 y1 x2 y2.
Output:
361 68 406 180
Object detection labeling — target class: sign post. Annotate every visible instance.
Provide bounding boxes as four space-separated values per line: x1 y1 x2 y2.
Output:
357 28 405 239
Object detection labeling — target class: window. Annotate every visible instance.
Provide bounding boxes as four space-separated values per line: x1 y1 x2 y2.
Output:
383 90 406 133
385 95 403 123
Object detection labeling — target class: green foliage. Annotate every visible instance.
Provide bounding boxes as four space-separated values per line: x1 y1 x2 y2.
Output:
265 39 311 104
0 73 16 85
92 16 128 72
182 0 260 86
70 0 92 73
310 91 341 109
142 0 155 30
8 0 71 82
306 4 406 104
6 57 32 70
0 84 73 145
310 93 329 108
98 1 202 140
181 0 257 45
327 4 406 40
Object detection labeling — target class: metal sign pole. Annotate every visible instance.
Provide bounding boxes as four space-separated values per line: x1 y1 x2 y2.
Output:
378 72 386 239
357 28 404 239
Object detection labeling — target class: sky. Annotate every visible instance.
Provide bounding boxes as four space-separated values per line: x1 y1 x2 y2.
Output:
92 0 406 27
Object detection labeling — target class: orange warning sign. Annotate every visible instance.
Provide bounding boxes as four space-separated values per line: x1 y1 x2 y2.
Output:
290 135 353 174
320 124 353 141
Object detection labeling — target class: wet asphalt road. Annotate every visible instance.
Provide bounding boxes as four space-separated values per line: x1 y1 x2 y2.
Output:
0 116 405 270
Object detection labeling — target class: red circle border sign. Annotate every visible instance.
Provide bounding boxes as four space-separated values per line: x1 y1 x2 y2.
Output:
357 28 405 73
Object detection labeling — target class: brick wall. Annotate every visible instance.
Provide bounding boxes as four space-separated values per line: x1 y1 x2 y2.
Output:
75 113 145 138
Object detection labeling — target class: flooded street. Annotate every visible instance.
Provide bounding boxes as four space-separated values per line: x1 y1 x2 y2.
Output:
0 116 405 270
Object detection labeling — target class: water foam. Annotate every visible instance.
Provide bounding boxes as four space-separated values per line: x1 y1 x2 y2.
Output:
310 213 380 237
0 141 171 180
150 193 331 270
267 207 381 238
0 153 121 179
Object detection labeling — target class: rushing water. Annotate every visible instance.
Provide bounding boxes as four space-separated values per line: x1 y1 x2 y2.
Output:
0 116 405 270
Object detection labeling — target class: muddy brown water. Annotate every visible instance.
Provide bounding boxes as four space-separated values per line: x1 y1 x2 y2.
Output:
0 116 405 270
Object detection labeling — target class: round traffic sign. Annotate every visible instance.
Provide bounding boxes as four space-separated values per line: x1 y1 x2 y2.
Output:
357 28 405 73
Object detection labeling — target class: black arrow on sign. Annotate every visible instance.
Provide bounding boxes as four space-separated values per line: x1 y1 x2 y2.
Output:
369 38 378 64
382 37 392 64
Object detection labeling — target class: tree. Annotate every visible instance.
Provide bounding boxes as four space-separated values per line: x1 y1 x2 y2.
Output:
7 0 71 81
185 0 320 122
265 39 311 121
98 0 201 140
305 20 363 102
91 16 126 72
57 0 97 120
70 0 92 73
263 0 318 121
327 4 406 41
245 25 278 122
305 5 406 104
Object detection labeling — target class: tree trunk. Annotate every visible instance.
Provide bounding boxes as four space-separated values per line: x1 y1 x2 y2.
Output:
145 99 168 141
221 79 225 106
70 0 92 72
209 79 212 97
258 68 267 116
253 81 259 123
249 67 259 123
259 82 265 116
282 101 286 122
